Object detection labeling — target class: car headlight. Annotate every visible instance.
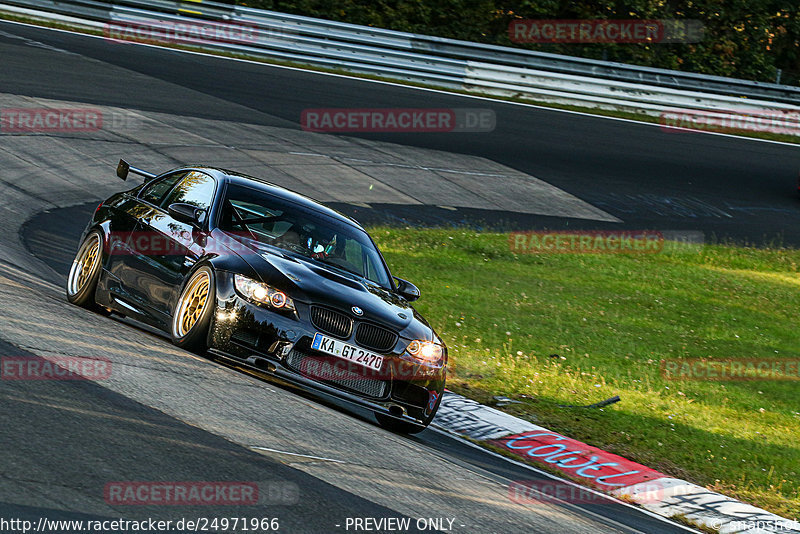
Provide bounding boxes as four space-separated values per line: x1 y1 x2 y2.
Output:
405 340 444 365
234 274 295 311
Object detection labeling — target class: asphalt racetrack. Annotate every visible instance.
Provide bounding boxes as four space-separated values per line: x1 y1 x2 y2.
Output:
0 18 797 534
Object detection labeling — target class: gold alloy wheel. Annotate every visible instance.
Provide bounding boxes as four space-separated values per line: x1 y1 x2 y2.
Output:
67 233 101 296
173 270 210 338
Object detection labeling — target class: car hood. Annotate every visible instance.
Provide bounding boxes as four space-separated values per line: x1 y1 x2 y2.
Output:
218 231 433 339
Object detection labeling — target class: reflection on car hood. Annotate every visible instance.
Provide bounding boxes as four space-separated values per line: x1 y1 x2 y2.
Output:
224 234 431 337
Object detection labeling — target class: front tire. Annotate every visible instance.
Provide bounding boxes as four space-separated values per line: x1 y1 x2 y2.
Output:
171 265 215 353
375 391 443 434
66 230 103 308
375 413 428 434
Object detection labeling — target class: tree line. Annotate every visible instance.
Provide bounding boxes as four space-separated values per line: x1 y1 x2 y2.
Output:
238 0 799 87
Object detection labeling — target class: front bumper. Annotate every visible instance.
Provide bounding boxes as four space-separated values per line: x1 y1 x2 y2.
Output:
208 272 446 424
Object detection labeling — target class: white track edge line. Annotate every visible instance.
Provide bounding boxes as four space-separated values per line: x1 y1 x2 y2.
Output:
249 446 346 463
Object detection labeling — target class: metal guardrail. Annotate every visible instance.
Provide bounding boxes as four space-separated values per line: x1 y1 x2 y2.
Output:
41 0 800 102
2 0 799 125
230 3 800 105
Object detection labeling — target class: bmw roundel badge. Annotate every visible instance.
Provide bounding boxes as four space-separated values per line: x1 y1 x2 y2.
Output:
352 306 363 316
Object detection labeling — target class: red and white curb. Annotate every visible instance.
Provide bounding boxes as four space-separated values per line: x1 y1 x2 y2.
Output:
431 391 799 533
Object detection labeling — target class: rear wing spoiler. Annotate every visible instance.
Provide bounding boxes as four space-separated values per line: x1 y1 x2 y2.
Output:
116 159 156 181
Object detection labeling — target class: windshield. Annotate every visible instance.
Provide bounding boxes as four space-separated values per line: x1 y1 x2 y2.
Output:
219 183 392 287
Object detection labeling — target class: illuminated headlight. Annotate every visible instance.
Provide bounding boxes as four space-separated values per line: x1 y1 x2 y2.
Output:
234 274 295 311
405 340 444 365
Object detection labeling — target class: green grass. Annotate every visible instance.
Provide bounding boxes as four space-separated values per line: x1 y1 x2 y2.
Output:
371 227 800 518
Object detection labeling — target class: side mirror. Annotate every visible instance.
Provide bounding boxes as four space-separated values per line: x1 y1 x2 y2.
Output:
168 203 206 228
394 277 420 302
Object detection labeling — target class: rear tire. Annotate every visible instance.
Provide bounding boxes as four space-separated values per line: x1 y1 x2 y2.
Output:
66 230 103 308
171 266 215 353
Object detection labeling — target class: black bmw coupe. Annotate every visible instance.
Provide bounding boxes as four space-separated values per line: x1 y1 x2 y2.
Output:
66 160 446 433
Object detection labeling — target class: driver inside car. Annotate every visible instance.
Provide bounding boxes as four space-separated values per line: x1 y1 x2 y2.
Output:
276 226 304 250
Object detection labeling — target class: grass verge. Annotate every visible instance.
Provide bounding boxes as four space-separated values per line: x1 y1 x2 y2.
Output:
371 227 800 518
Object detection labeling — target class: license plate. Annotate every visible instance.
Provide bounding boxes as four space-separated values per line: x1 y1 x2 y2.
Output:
311 333 384 371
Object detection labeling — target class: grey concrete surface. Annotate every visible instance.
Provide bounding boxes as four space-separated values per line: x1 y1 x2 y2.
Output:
0 89 616 280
